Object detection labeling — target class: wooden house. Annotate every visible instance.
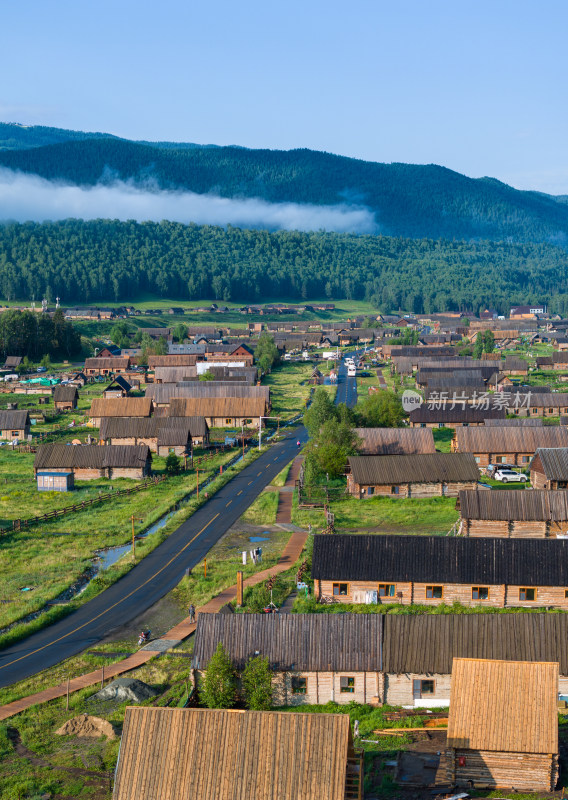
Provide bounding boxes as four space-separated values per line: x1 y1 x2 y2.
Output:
0 409 30 440
99 416 206 453
53 385 78 411
192 613 383 707
84 357 130 376
452 425 568 468
458 489 568 537
446 658 559 792
530 448 568 489
4 356 22 369
113 707 361 800
88 397 153 427
379 613 568 706
311 533 568 609
346 453 479 498
103 376 132 398
509 392 568 416
354 427 435 455
409 406 506 427
168 396 267 428
34 443 152 481
145 383 270 409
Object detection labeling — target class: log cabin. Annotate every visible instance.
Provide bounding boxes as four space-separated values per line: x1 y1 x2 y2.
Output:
88 397 153 427
346 453 479 498
354 427 435 455
84 357 131 376
192 613 383 707
530 447 568 489
168 396 267 428
508 392 568 416
103 376 132 398
458 489 568 537
452 425 568 468
99 416 207 454
446 658 559 792
0 409 30 440
408 406 506 428
113 707 362 800
53 385 78 411
34 443 152 481
145 382 270 410
312 533 568 609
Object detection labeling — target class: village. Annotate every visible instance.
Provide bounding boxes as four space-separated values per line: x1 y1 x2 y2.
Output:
4 299 568 799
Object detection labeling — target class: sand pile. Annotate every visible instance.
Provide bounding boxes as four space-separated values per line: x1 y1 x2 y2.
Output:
55 714 118 739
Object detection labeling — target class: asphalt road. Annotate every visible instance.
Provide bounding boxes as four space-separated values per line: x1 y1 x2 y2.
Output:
0 425 308 687
335 354 359 408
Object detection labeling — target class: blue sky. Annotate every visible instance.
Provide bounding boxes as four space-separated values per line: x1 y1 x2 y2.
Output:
2 0 567 192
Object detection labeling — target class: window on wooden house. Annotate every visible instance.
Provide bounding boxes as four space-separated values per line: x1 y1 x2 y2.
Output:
519 587 536 601
11 431 19 437
438 423 446 428
413 679 435 698
340 676 355 693
291 676 307 694
378 584 395 597
225 418 232 425
391 486 400 495
565 589 568 599
332 583 348 596
367 486 375 496
549 408 554 414
472 586 489 600
426 585 443 599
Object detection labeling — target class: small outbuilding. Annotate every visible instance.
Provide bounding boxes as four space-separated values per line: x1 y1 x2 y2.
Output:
446 657 559 792
0 409 30 440
53 384 78 411
458 489 568 538
530 448 568 489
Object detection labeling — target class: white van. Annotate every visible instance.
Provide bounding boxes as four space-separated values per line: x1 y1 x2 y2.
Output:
347 365 357 377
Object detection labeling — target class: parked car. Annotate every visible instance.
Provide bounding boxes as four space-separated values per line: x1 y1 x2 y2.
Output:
493 468 527 483
486 463 516 478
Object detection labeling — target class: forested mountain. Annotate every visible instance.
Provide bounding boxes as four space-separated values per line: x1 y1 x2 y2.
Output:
1 219 568 315
1 125 568 243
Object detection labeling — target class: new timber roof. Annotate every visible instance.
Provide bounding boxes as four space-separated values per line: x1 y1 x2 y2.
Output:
459 489 568 521
192 613 383 671
169 396 267 417
447 658 558 754
113 707 352 800
311 533 568 585
532 448 568 480
34 444 151 470
382 613 568 674
354 427 435 455
89 398 153 418
348 453 479 485
455 425 568 453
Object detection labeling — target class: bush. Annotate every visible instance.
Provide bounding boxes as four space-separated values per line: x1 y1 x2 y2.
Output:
242 655 273 710
200 642 237 708
165 453 181 475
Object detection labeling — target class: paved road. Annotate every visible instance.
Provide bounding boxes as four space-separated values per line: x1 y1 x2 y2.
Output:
0 426 308 687
335 353 359 408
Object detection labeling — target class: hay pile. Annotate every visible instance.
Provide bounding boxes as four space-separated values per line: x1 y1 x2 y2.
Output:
55 714 118 739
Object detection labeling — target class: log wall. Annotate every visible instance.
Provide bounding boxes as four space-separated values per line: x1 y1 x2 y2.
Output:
447 748 558 791
384 673 451 706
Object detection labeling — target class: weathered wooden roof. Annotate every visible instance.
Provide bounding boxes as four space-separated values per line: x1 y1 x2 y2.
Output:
192 613 383 671
105 375 132 392
459 489 568 521
89 397 153 418
148 354 197 367
311 533 568 585
100 415 208 440
169 396 267 418
483 417 543 426
348 453 479 485
409 406 505 423
354 428 435 456
53 385 78 403
455 425 568 453
84 357 130 370
146 383 269 404
525 393 568 408
447 658 558 754
113 707 351 800
0 409 29 429
382 613 568 674
531 448 568 480
34 443 150 470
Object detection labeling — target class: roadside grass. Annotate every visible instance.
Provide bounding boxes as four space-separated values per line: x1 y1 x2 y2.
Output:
432 426 455 452
263 362 313 419
272 462 292 487
292 595 568 616
240 491 279 525
0 447 256 639
290 493 459 534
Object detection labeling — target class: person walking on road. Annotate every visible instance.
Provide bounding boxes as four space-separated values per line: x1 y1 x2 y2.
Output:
188 604 196 624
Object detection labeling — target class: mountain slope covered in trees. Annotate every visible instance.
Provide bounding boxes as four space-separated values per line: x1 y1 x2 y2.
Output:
0 125 568 243
1 219 568 315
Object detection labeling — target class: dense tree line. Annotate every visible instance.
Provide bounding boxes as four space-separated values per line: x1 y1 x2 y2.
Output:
1 219 568 314
3 134 568 242
0 309 81 360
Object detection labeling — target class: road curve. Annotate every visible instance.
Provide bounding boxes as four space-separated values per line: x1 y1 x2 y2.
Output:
0 426 308 687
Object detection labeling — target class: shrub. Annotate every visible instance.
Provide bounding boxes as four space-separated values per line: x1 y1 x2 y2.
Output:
200 643 237 709
241 655 273 710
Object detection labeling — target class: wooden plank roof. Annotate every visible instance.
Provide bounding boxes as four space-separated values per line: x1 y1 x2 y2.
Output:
409 406 506 423
53 385 78 403
34 443 150 470
0 409 29 429
531 448 568 480
89 397 153 418
84 357 130 370
146 383 269 404
382 613 568 674
100 415 208 440
447 658 558 754
311 533 568 585
354 427 435 455
348 453 479 485
459 489 568 521
113 707 351 800
455 425 568 453
169 396 267 418
192 613 383 671
483 417 543 426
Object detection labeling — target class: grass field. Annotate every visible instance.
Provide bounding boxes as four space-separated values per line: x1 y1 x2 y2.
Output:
240 490 279 525
264 362 313 419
